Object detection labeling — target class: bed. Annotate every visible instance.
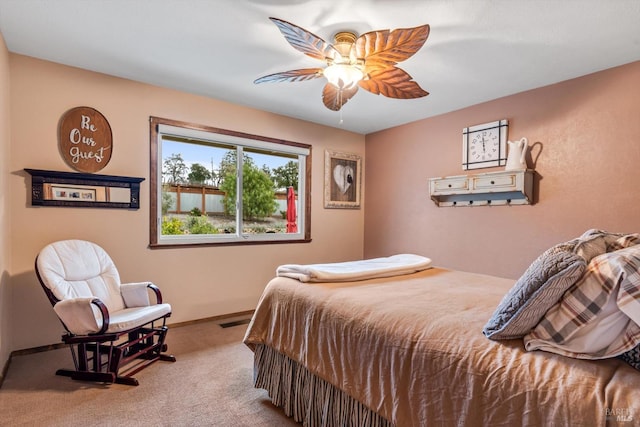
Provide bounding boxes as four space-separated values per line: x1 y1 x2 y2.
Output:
243 235 640 426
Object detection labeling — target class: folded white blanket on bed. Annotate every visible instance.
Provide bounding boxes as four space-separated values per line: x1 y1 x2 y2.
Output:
276 254 432 282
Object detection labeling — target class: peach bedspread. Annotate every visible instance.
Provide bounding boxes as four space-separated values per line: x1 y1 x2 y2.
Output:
244 267 640 426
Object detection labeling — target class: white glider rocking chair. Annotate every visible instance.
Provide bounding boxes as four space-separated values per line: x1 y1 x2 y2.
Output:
35 239 176 386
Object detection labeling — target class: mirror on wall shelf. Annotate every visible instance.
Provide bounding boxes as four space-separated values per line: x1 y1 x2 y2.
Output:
24 168 144 209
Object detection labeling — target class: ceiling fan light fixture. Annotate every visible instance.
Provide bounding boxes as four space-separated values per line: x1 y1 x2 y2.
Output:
254 18 430 111
323 63 364 89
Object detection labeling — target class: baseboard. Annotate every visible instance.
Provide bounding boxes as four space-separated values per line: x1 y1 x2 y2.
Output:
168 309 255 329
0 353 9 389
10 342 67 357
0 341 68 388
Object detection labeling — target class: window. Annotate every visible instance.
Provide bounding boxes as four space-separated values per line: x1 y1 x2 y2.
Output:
150 117 311 247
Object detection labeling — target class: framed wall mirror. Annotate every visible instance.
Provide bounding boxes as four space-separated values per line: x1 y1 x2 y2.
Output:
25 169 144 209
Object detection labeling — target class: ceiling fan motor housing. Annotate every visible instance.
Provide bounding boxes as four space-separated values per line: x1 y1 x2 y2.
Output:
333 31 358 62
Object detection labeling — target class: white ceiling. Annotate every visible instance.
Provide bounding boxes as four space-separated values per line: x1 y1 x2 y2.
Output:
1 0 639 134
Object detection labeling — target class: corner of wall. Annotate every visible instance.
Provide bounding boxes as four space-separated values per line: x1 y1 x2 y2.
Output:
0 30 14 378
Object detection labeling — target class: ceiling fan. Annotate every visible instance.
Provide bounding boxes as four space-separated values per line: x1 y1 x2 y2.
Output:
254 17 430 111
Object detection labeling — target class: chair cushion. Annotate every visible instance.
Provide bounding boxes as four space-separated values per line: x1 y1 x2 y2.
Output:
107 303 172 333
37 240 125 312
53 297 103 335
120 282 152 307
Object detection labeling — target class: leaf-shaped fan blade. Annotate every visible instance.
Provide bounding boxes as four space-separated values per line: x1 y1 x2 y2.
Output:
355 24 430 68
254 68 324 84
322 83 359 111
359 67 429 99
269 17 340 61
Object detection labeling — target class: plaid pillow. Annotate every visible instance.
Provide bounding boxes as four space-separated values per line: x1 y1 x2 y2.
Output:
524 245 640 359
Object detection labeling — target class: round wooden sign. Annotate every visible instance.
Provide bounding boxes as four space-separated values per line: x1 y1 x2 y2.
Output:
58 106 113 173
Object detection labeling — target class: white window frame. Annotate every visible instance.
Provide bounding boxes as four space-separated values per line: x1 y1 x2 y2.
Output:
149 117 311 247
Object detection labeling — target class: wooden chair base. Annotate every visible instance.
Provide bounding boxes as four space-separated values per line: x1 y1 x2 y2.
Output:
56 352 176 386
57 322 176 386
56 368 116 384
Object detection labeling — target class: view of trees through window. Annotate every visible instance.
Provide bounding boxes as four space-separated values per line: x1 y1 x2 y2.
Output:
150 117 311 246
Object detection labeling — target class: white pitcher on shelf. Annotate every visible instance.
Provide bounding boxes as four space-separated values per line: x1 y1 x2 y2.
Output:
505 137 529 171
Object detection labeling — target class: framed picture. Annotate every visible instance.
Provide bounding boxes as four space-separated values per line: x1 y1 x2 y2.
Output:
324 149 362 209
50 185 98 201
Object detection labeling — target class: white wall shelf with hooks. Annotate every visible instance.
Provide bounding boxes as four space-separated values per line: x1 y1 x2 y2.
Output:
429 169 533 207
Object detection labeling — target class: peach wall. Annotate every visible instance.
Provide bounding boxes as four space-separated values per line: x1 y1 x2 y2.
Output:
364 61 640 279
0 33 12 369
9 54 365 351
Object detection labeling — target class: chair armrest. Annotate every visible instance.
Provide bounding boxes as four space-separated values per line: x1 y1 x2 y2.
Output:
147 283 164 304
121 282 164 307
53 298 109 335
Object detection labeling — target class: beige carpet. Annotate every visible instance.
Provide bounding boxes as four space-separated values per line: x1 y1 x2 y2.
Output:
0 316 299 426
